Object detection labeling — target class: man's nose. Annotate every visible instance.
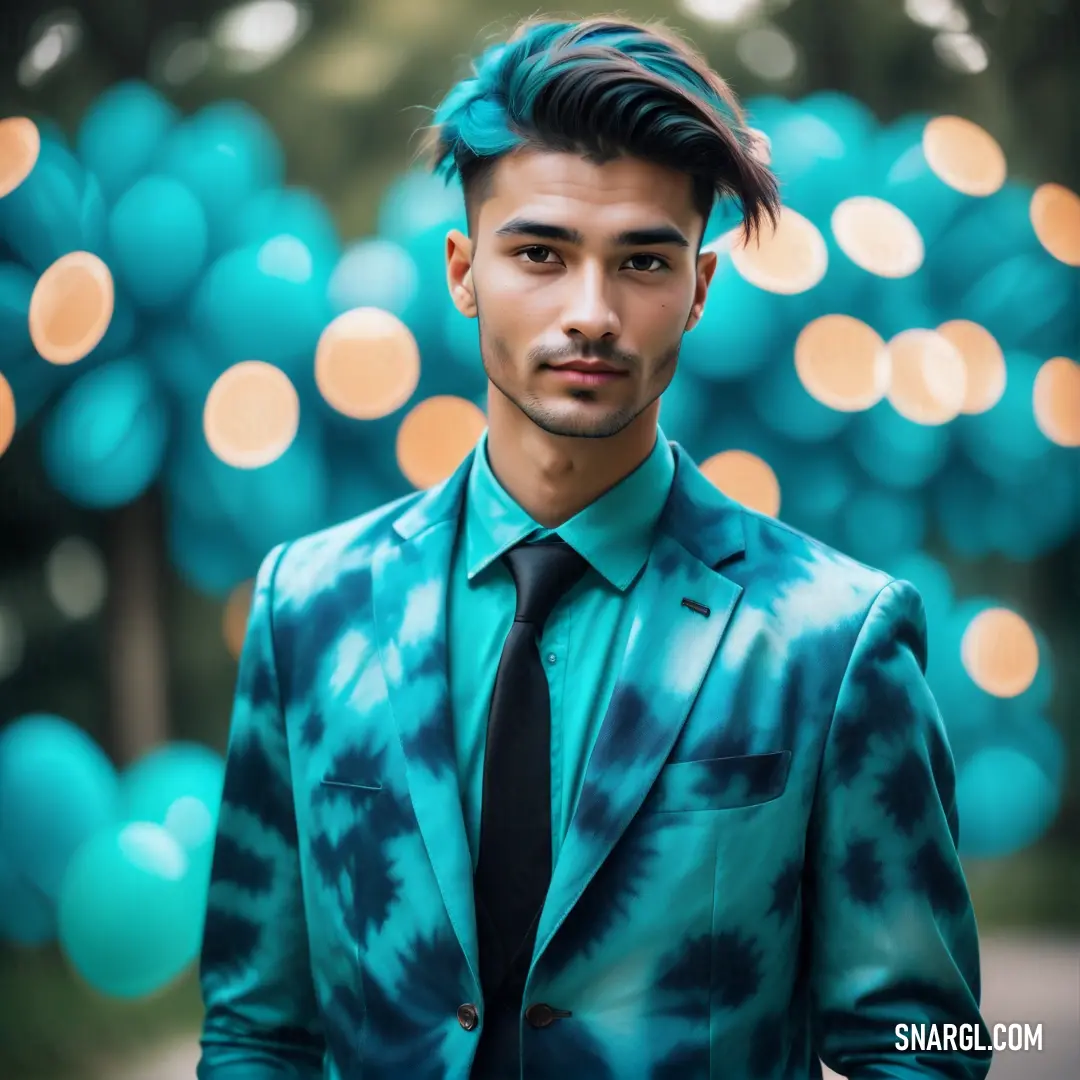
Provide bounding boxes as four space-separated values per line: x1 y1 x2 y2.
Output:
558 265 620 341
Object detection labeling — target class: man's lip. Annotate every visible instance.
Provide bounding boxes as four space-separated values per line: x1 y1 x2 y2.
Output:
546 361 626 373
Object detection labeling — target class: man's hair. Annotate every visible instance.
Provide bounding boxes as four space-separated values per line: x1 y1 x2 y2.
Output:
419 15 781 243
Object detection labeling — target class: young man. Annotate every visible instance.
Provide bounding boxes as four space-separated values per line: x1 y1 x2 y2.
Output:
197 16 991 1080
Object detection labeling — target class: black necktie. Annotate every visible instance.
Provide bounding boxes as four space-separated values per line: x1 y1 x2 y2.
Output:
473 534 589 1007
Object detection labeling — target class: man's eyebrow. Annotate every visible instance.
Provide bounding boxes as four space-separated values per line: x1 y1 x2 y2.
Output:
494 218 690 249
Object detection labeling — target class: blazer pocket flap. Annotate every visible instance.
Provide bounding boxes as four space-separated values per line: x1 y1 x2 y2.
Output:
642 750 792 814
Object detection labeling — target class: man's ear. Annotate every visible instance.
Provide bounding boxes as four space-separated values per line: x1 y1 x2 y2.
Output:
686 248 718 331
446 228 476 317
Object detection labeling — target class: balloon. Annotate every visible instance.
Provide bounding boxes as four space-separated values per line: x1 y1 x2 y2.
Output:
849 402 951 491
42 357 170 508
956 740 1063 858
748 351 853 444
0 262 35 362
329 238 420 317
0 140 106 272
377 169 466 243
107 175 208 308
0 714 119 900
75 80 180 203
120 742 225 900
0 847 56 946
57 822 203 998
189 239 330 374
155 101 285 252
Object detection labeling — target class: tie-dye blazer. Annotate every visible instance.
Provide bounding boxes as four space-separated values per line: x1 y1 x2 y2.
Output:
197 437 991 1080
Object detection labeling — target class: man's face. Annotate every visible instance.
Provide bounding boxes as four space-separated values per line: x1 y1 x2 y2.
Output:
446 149 717 439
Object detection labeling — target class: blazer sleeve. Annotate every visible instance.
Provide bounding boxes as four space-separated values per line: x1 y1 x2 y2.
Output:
197 542 324 1078
807 579 992 1079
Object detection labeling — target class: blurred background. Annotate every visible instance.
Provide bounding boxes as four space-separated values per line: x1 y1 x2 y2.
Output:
0 1 1078 1078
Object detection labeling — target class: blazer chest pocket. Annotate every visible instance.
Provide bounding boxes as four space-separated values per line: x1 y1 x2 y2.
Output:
640 750 792 814
320 772 383 794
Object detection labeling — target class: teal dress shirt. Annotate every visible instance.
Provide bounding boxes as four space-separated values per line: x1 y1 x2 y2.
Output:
447 424 676 870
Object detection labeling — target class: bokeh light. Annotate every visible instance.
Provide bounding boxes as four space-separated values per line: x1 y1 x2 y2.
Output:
936 319 1006 414
922 115 1007 196
222 580 253 659
203 360 300 468
831 196 925 277
0 116 41 197
396 395 486 490
28 251 115 365
1029 182 1080 266
886 328 967 425
314 307 420 420
794 314 890 411
1033 356 1080 448
0 373 15 458
961 606 1040 698
699 449 781 517
730 205 828 294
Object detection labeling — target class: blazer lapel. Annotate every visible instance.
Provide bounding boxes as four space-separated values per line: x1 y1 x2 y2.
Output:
532 444 748 965
370 450 481 991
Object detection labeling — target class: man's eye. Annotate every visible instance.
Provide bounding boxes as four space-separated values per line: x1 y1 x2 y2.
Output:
626 254 666 272
520 246 554 263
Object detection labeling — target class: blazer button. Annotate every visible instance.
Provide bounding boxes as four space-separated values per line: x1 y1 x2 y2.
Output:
457 1003 479 1031
525 1003 555 1028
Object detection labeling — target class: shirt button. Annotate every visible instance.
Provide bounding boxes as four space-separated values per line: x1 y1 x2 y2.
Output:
457 1003 479 1030
547 653 557 664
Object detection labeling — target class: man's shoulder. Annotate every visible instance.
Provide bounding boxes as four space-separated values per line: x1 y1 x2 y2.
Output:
734 506 899 627
268 488 425 607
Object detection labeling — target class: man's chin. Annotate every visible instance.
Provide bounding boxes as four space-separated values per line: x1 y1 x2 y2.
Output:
525 401 636 440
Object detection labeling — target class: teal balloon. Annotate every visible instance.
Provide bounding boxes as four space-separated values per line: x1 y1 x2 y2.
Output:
870 114 934 185
849 402 951 490
42 358 169 508
956 744 1062 858
143 325 219 401
866 274 937 342
107 175 208 308
76 81 180 203
839 487 926 565
189 240 330 373
749 352 852 444
399 217 465 354
155 102 284 252
377 170 466 244
120 742 224 907
0 141 107 272
679 256 789 380
926 183 1040 302
801 91 878 149
878 137 969 240
230 187 341 286
0 848 56 946
0 714 119 900
58 822 203 998
955 352 1051 482
0 262 35 363
329 238 420 317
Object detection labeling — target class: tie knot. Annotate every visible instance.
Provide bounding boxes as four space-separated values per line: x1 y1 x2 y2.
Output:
502 535 588 628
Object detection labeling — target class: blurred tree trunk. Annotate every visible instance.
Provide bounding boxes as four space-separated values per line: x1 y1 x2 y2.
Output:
106 488 169 764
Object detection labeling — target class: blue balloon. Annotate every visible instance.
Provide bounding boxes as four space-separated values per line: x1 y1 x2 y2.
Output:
329 238 420 317
0 714 119 900
75 81 180 203
800 91 879 150
142 325 221 402
189 239 330 374
120 742 224 904
230 187 341 286
0 847 56 946
107 175 208 308
58 821 204 998
0 262 35 363
956 742 1062 858
877 134 969 240
155 102 285 253
955 352 1051 482
42 358 169 508
866 274 938 342
839 487 926 566
377 170 466 243
679 255 791 381
849 402 951 490
749 351 852 444
0 140 107 272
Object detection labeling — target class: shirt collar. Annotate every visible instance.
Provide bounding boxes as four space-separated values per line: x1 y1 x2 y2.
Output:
464 425 675 591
